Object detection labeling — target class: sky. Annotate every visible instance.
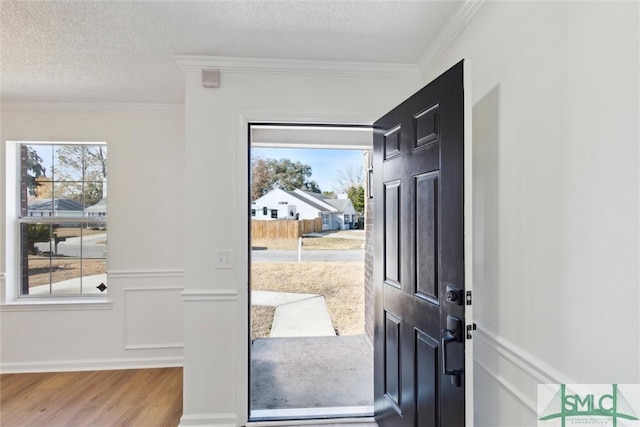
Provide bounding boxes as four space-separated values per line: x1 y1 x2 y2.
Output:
252 147 365 193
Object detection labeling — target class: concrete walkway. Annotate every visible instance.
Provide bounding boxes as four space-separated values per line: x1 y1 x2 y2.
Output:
252 290 335 337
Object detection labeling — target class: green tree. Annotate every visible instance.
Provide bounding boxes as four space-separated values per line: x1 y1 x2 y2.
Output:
251 157 320 200
25 224 52 254
25 147 47 196
347 185 365 215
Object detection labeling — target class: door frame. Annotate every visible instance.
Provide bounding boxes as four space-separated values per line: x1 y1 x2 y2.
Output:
236 112 376 425
463 60 474 427
235 68 474 423
372 60 474 426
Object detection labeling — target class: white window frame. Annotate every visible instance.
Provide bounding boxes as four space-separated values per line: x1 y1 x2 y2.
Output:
3 141 111 308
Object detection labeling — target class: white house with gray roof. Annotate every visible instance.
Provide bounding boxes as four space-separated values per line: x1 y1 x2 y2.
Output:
252 188 357 230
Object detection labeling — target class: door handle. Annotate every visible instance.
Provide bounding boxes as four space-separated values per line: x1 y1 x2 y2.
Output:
441 315 463 387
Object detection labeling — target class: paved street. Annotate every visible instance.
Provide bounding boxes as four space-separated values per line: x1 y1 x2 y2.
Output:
35 233 107 259
252 249 363 262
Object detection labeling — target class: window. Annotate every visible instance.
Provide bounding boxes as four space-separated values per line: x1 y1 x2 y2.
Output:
251 209 256 217
270 209 278 219
321 213 328 225
263 207 268 215
17 143 107 297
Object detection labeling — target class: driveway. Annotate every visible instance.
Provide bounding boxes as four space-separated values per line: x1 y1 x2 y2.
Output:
35 233 107 258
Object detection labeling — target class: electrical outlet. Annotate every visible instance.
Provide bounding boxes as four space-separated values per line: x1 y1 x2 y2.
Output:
214 250 234 269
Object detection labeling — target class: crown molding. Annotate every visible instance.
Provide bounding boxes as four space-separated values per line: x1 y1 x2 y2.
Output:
0 102 184 112
418 0 485 75
174 55 421 79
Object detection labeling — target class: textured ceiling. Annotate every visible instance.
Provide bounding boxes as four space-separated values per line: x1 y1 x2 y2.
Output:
1 1 464 104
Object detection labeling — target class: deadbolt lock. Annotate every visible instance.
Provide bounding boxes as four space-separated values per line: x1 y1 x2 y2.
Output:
445 284 464 305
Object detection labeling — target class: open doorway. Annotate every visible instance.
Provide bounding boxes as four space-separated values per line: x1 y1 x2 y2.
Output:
248 124 374 421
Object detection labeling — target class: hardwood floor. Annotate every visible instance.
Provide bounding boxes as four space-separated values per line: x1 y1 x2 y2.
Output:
0 367 182 427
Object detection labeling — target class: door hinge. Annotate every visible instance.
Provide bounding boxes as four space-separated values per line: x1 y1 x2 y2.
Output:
466 290 472 305
466 323 477 339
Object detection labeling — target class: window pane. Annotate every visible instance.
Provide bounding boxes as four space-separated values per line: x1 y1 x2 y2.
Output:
85 181 106 209
22 145 53 217
52 182 85 216
50 258 82 295
53 145 85 181
25 257 53 295
81 224 107 295
53 226 83 257
27 181 53 217
23 223 53 255
84 145 107 182
21 223 52 295
23 144 53 183
82 258 107 295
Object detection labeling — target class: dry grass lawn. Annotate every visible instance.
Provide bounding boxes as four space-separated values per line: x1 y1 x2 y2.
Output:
27 257 106 287
251 261 364 337
251 306 276 340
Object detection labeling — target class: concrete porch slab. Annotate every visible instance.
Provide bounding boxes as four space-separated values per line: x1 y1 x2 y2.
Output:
251 335 373 411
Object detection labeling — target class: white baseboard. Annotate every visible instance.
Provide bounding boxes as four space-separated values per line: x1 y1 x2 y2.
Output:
179 413 238 427
0 356 182 374
249 418 377 427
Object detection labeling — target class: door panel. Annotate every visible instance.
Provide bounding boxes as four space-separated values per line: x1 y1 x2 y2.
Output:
374 61 466 427
384 311 401 410
415 171 439 303
416 329 439 426
384 180 401 287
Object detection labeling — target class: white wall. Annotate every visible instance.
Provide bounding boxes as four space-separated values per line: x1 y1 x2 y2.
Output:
0 104 186 371
422 2 639 425
179 62 420 425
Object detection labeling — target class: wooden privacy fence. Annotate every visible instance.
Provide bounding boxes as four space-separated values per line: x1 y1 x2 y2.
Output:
252 218 323 239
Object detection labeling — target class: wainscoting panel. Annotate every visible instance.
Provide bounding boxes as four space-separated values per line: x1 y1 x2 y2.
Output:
473 326 575 426
124 286 183 350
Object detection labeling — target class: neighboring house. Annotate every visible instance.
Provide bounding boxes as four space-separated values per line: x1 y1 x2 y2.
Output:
85 197 107 220
27 198 84 218
85 197 107 229
251 202 297 221
252 188 357 230
85 181 108 221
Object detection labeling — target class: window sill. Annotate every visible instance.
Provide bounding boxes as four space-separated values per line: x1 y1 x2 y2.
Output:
0 298 112 312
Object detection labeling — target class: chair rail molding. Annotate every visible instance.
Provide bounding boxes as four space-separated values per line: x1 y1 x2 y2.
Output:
473 325 576 413
181 289 238 302
108 269 184 279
